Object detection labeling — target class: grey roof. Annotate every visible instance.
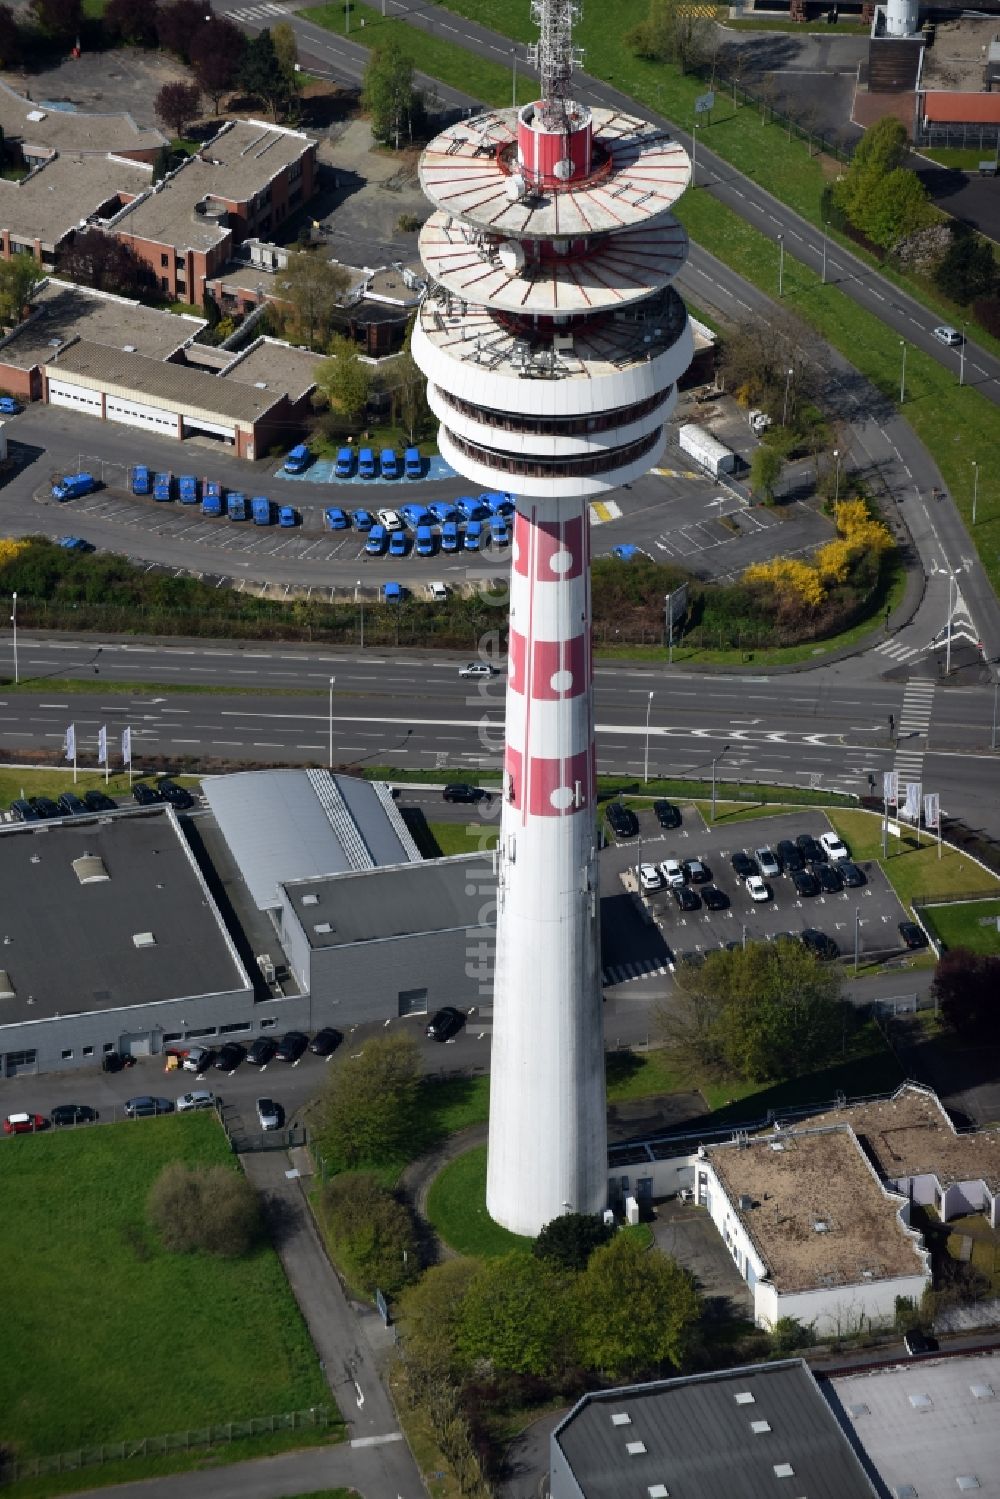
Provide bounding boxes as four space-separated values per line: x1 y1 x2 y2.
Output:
283 853 497 949
0 151 151 249
552 1362 878 1499
43 339 286 425
828 1354 1000 1499
221 338 319 403
202 769 421 912
0 279 202 373
0 809 249 1024
0 79 166 157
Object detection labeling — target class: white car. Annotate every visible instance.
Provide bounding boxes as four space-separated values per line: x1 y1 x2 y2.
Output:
176 1090 217 1113
746 875 771 903
377 508 404 531
639 862 663 893
427 581 448 601
459 661 496 679
755 847 780 879
660 858 685 888
256 1097 282 1131
819 831 849 862
932 325 962 347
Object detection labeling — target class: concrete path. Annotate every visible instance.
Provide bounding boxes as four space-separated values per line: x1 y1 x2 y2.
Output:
70 1439 414 1499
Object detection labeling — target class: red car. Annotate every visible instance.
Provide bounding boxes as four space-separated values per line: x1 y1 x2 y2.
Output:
4 1112 47 1134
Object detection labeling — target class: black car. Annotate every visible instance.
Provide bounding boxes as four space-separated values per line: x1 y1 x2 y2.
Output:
50 1103 99 1126
158 778 194 810
776 839 805 874
839 860 866 888
31 796 61 819
10 798 39 822
674 885 701 912
684 859 711 884
771 931 802 947
795 833 827 865
427 1006 465 1041
213 1042 244 1072
605 801 639 838
275 1030 308 1063
702 885 729 911
792 868 821 898
309 1027 342 1057
124 1095 174 1118
247 1036 276 1066
133 783 163 806
731 850 758 881
675 951 705 971
442 783 491 804
904 1329 939 1357
83 789 117 812
817 863 843 894
56 791 88 816
801 928 839 961
898 921 928 950
653 800 681 829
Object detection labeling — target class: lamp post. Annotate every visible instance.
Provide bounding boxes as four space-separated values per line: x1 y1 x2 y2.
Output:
10 591 17 686
643 691 654 783
511 46 518 108
945 572 956 678
328 675 336 770
710 743 732 823
899 340 907 404
833 448 841 506
972 460 979 525
854 906 861 976
959 323 967 387
781 367 794 427
777 233 785 297
692 123 699 185
356 580 365 649
821 220 831 284
992 670 999 752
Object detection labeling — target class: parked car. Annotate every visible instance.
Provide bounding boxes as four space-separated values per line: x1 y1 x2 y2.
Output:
309 1027 342 1057
334 447 354 478
464 519 483 551
132 783 163 806
247 1037 276 1066
817 863 843 894
50 1103 98 1126
674 885 701 911
365 524 388 556
415 525 435 557
459 661 496 679
904 1328 939 1356
702 886 729 911
352 508 374 531
746 874 771 903
776 839 805 873
404 446 422 479
384 582 403 602
932 325 962 347
731 850 758 881
377 507 404 531
388 529 409 557
158 778 194 810
0 395 22 414
429 501 459 524
639 863 663 893
56 792 88 816
251 495 272 526
400 503 429 529
660 858 685 888
325 506 350 530
606 802 638 838
124 1096 174 1117
56 535 93 552
203 482 225 518
801 928 839 960
426 1006 464 1042
256 1097 283 1131
380 448 399 480
443 783 491 804
213 1042 244 1072
31 796 61 819
684 858 710 884
83 789 117 812
10 798 39 821
181 1044 215 1073
4 1112 48 1133
178 475 199 505
755 848 780 880
427 581 448 602
792 869 821 898
818 830 849 862
226 491 247 522
278 505 298 528
898 920 928 950
441 520 460 552
490 516 510 547
654 800 681 829
275 1030 308 1063
52 472 96 501
795 833 827 865
284 443 312 474
358 447 376 479
838 860 866 888
176 1091 218 1112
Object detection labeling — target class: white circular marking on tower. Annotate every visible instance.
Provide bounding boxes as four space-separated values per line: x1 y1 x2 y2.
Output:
550 785 575 810
550 548 573 574
550 668 573 693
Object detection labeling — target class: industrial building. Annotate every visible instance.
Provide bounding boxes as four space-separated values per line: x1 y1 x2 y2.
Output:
0 80 166 164
0 150 151 268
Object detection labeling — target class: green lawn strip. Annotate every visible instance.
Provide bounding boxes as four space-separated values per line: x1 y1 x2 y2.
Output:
0 768 201 805
426 1144 531 1255
302 3 536 105
308 420 439 461
828 808 1000 909
310 1073 490 1184
917 147 997 172
425 820 499 855
920 897 1000 954
602 780 856 810
0 1115 333 1461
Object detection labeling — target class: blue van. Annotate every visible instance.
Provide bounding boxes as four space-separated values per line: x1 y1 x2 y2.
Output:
380 449 399 480
227 491 247 521
365 524 388 555
441 521 459 553
404 446 421 479
334 447 354 478
284 444 311 474
464 520 483 551
415 524 435 556
251 495 272 525
358 447 376 479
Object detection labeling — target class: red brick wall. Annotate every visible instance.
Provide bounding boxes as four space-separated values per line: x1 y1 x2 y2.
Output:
0 362 38 401
118 233 229 304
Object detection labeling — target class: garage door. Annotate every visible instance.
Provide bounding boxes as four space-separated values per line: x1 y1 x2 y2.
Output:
182 415 236 442
106 395 178 436
48 379 102 414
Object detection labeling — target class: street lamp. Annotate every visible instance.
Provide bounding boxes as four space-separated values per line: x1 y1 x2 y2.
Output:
821 220 831 284
328 675 336 770
833 448 841 506
356 580 365 649
777 233 785 297
692 122 700 186
511 46 518 108
643 691 654 784
10 591 17 686
781 367 794 427
972 460 979 525
899 340 907 404
959 322 968 386
992 669 999 752
710 743 732 823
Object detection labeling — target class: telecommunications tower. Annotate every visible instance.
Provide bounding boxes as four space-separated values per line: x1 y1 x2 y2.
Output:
412 0 694 1236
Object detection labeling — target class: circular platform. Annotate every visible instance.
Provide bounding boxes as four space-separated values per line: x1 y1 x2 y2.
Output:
418 106 691 242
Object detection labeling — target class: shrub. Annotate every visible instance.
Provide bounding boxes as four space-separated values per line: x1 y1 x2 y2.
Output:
319 1172 419 1296
147 1161 262 1256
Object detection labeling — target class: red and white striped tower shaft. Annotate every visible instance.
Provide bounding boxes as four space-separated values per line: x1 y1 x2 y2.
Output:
413 0 693 1235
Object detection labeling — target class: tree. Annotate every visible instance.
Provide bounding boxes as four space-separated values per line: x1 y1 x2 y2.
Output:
58 227 157 298
319 1032 421 1168
533 1211 614 1272
459 1253 571 1376
271 20 301 104
202 289 221 329
239 30 294 120
190 17 246 113
625 0 713 72
932 948 1000 1042
0 253 44 326
155 81 202 138
147 1161 262 1256
319 1172 419 1295
750 443 783 504
155 0 208 62
387 349 429 444
397 1257 481 1377
934 224 997 306
29 0 81 40
575 1235 701 1378
0 5 21 66
362 39 417 146
855 167 931 251
834 117 913 233
103 0 158 46
280 250 349 346
151 144 173 184
316 334 373 423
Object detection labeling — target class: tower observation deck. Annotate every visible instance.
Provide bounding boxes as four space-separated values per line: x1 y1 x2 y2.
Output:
412 0 694 1236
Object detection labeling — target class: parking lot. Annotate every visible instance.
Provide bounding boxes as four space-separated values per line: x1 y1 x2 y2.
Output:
598 804 912 984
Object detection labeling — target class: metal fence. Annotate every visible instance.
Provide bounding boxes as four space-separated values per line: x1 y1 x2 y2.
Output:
0 1407 338 1484
685 62 857 165
919 123 1000 152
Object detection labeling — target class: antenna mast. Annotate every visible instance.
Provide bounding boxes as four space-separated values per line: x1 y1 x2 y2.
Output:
529 0 582 127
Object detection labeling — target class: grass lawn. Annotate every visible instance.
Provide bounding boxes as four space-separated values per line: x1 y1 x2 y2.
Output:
828 809 1000 910
921 898 1000 955
425 1144 531 1255
916 148 997 172
0 768 201 808
426 820 499 855
0 1114 333 1461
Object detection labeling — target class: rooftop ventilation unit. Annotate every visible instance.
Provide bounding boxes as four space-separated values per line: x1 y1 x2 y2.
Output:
813 1220 829 1233
132 931 156 948
314 922 333 935
73 853 109 885
625 1442 646 1457
302 893 320 906
610 1413 631 1427
738 1194 753 1210
734 1392 755 1405
0 970 14 1000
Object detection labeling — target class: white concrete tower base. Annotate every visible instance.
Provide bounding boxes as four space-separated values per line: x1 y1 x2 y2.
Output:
485 495 608 1237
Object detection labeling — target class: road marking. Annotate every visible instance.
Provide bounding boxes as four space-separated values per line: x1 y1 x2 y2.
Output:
350 1434 404 1449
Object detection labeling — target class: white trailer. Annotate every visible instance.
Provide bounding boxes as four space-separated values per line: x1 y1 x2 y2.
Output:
677 422 736 477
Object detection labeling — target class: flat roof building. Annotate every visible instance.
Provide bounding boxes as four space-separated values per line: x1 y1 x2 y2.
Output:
0 80 166 163
0 151 150 263
221 337 320 406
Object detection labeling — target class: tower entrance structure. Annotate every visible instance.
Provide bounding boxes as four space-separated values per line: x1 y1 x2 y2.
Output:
412 0 694 1236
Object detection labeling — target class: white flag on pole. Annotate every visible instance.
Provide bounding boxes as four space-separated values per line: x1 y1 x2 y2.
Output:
883 769 899 808
64 722 76 762
903 780 922 822
98 724 108 766
121 725 132 765
923 792 940 830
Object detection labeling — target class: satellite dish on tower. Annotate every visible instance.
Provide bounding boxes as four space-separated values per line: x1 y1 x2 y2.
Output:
498 240 525 275
553 158 574 180
505 173 526 200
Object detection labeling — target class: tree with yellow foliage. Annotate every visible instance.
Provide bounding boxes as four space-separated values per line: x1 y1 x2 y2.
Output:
0 538 28 569
743 557 826 609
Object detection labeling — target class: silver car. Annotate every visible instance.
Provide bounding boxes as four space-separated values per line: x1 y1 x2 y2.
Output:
755 847 781 879
256 1097 282 1131
176 1090 217 1113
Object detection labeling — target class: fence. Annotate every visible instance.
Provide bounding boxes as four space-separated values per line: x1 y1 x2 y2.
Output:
684 61 857 166
0 1407 338 1484
919 123 1000 152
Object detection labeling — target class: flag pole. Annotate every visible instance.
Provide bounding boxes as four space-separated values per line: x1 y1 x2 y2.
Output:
72 723 77 785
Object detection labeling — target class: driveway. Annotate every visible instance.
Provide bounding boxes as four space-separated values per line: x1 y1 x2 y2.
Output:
652 1195 753 1318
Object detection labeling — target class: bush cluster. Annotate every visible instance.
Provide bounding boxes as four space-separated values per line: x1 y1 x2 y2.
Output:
146 1161 262 1257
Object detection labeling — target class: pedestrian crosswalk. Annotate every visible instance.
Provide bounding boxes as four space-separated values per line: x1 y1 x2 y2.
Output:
893 678 935 786
226 2 292 22
601 957 672 988
874 638 926 666
589 498 622 526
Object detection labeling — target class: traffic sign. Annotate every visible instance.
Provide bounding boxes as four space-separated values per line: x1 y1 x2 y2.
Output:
695 91 715 114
